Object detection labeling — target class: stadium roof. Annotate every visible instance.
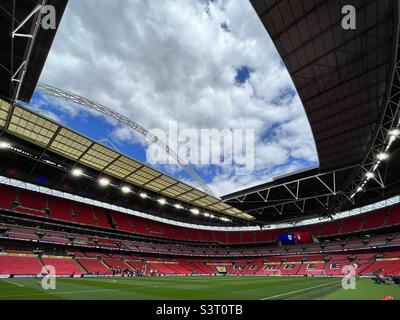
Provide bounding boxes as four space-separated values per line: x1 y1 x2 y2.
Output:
0 100 255 223
2 0 399 227
0 0 68 103
0 0 255 226
223 0 400 224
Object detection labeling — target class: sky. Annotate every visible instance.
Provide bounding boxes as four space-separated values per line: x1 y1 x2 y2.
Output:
30 0 319 197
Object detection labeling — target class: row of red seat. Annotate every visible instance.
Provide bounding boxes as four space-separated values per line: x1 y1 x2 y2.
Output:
3 221 400 258
0 255 42 275
1 251 399 277
1 184 400 244
256 253 400 277
77 258 111 274
0 254 82 275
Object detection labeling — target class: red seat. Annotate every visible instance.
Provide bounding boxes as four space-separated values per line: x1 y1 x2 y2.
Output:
0 184 16 210
227 232 241 244
255 231 270 243
0 255 42 274
215 231 227 243
73 203 96 226
320 221 341 236
103 258 131 269
48 197 73 221
385 205 400 226
18 190 46 210
340 216 362 234
93 207 111 228
361 260 400 277
16 190 47 216
362 209 386 230
78 258 111 274
112 212 133 232
242 232 255 243
41 257 82 275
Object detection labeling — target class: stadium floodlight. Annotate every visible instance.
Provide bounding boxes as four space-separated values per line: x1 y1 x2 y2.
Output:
0 141 10 149
157 198 167 205
377 153 389 161
98 177 110 187
71 168 83 177
121 186 131 194
203 212 210 218
174 203 183 209
356 186 363 192
139 192 148 199
389 129 400 136
365 172 374 179
190 208 200 215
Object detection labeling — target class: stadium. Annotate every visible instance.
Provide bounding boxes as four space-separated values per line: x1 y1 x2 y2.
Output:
0 0 399 303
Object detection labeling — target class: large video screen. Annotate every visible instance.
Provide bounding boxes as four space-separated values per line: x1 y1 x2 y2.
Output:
279 232 313 245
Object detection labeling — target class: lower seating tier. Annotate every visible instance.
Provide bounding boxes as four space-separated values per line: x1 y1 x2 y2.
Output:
0 250 399 277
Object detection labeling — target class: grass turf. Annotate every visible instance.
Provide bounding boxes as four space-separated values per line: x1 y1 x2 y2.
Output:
0 276 398 300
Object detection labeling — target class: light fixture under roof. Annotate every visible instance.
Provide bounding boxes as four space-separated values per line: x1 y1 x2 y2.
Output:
0 141 10 149
389 129 400 136
98 177 110 186
190 208 200 215
121 186 131 194
377 152 389 161
174 203 183 209
203 212 210 217
139 192 148 199
356 186 363 192
365 172 374 179
71 168 83 177
157 198 166 205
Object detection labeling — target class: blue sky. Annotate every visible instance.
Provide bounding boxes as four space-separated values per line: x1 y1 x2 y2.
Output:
29 0 318 196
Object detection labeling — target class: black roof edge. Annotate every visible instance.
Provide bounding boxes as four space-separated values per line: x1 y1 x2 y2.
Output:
19 0 68 103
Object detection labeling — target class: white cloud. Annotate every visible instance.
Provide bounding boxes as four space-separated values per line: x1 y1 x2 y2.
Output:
38 0 318 196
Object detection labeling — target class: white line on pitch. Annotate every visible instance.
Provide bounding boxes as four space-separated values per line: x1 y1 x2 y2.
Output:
0 288 117 298
4 280 24 287
260 281 339 300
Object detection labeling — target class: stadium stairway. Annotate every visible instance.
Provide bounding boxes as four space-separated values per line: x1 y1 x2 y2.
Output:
103 258 132 270
73 259 89 274
126 260 145 273
100 259 112 272
106 213 117 230
355 259 376 275
77 258 111 274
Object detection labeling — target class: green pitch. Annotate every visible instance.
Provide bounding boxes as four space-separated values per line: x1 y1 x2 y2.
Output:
0 276 398 300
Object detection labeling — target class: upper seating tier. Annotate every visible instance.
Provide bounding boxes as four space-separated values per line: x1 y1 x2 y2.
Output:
0 184 399 244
